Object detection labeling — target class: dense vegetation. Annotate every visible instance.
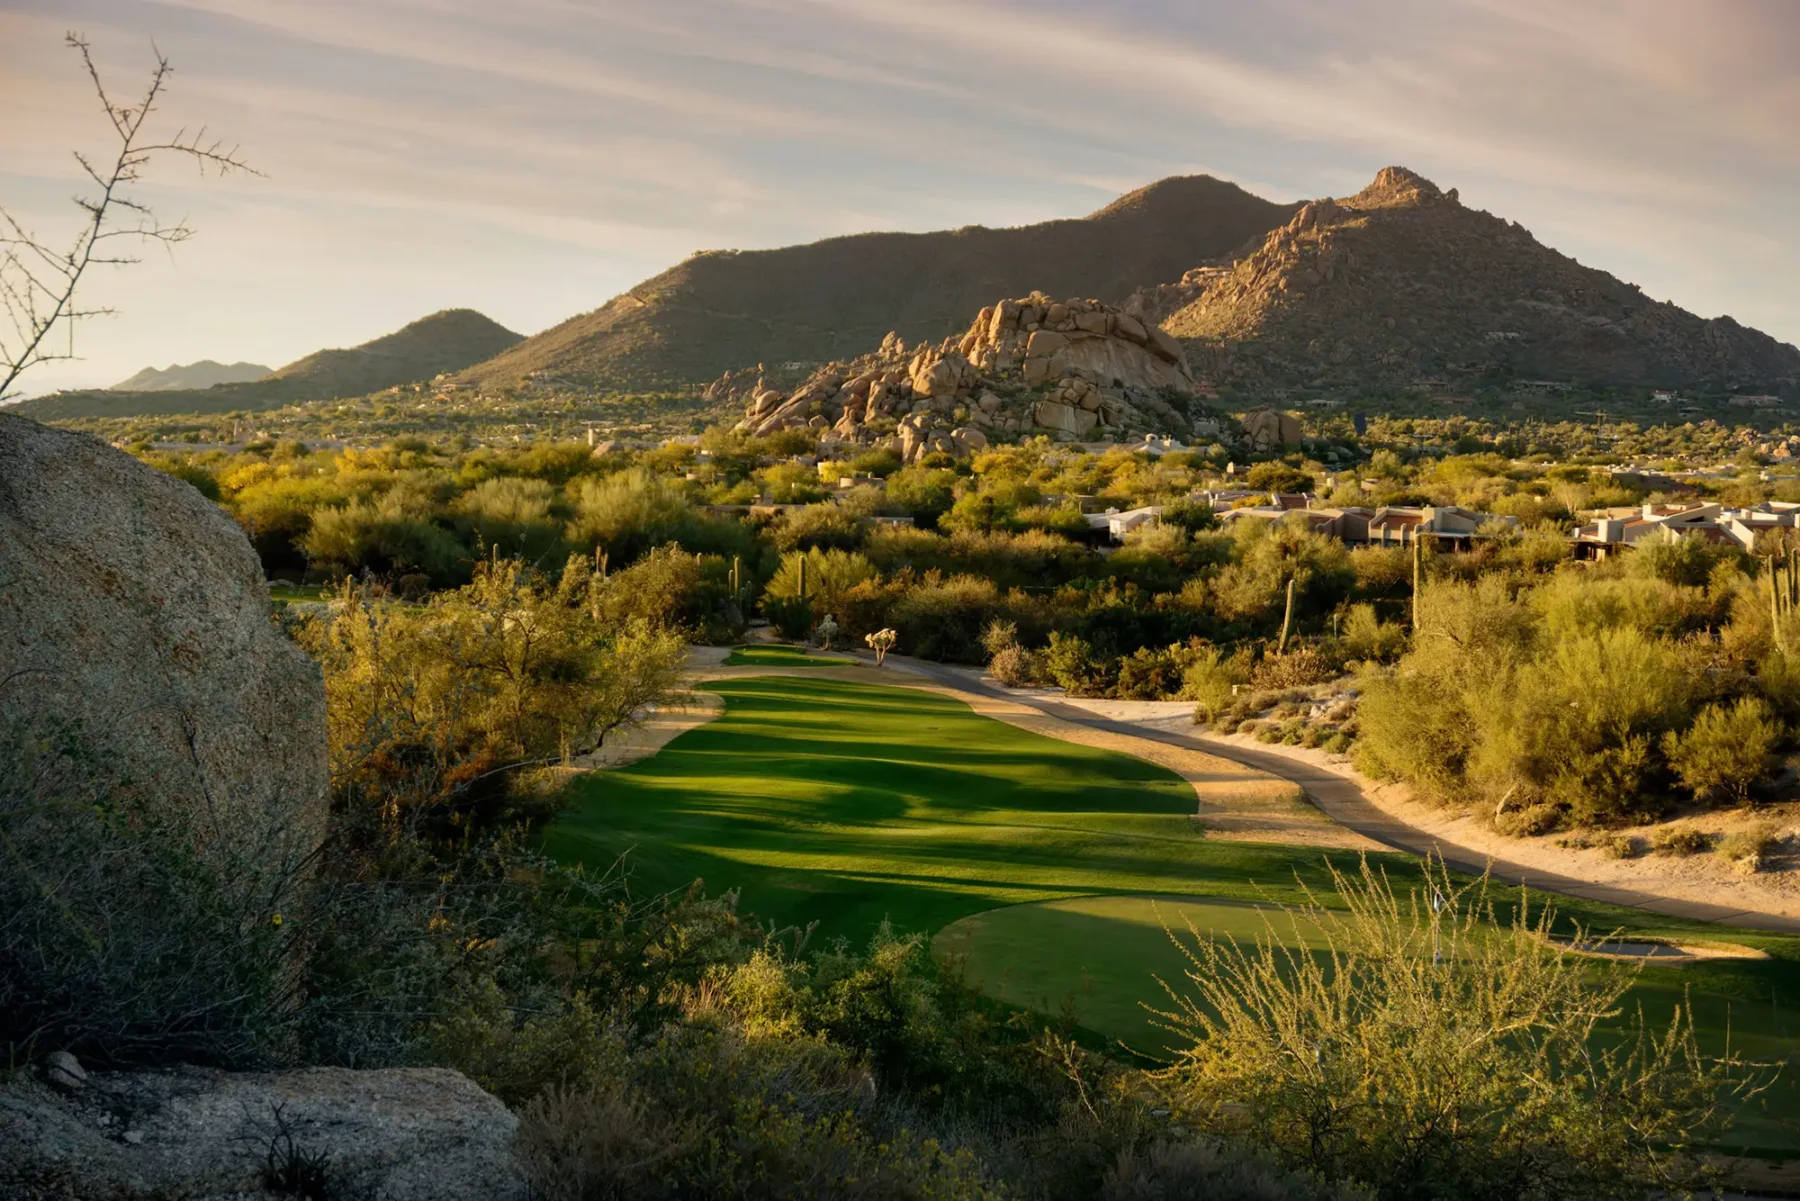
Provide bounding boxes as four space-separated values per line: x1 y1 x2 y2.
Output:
115 410 1800 836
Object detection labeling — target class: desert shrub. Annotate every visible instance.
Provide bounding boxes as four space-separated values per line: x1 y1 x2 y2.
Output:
1662 697 1782 806
1043 631 1110 696
1115 643 1203 700
1650 826 1711 857
565 468 695 565
988 644 1038 688
1210 517 1356 629
888 574 1014 663
885 466 958 527
764 548 877 615
304 491 468 584
770 503 865 552
1602 834 1639 859
1183 646 1253 722
1338 603 1406 663
298 557 686 841
1630 528 1744 588
1152 860 1757 1200
1718 823 1784 872
594 545 744 643
1251 646 1338 690
0 713 300 1066
763 594 815 641
454 476 566 564
1323 731 1353 755
1100 1138 1360 1201
1159 495 1218 534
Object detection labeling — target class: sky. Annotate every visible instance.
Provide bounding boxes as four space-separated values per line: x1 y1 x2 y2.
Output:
2 0 1797 395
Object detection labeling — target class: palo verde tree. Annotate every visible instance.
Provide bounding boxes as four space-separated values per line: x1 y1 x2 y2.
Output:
1 34 257 400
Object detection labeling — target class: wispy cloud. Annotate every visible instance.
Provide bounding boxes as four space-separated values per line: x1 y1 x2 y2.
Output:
1 0 1796 392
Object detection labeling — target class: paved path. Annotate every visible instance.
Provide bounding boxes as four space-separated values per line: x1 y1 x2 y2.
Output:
874 653 1800 935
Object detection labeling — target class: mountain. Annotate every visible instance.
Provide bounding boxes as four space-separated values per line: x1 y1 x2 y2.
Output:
112 360 271 391
1163 167 1800 393
454 176 1299 392
13 309 524 420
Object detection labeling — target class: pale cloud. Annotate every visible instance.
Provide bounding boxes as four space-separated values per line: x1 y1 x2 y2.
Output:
1 0 1796 393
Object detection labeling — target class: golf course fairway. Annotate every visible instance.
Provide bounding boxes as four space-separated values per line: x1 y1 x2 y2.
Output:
545 673 1800 1149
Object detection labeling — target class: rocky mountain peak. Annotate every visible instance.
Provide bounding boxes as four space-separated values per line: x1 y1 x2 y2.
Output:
1351 165 1451 209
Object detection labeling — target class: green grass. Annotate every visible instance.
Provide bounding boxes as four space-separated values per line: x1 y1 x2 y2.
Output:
545 675 1378 938
544 675 1800 1149
939 893 1800 1152
722 644 856 667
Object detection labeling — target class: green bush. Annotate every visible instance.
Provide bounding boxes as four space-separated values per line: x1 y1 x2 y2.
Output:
1152 860 1756 1200
1662 697 1782 806
1184 646 1252 722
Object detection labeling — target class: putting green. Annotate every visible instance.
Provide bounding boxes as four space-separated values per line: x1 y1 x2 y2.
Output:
936 895 1326 1054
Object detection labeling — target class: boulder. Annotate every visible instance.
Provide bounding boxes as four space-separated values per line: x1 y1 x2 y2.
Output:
1147 325 1187 365
1242 408 1305 449
0 412 327 919
1033 400 1097 438
950 426 989 456
0 1064 523 1201
1025 330 1069 358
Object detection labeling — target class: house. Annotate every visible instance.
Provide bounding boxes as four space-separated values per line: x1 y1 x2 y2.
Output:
1087 506 1163 542
1570 500 1800 555
1215 503 1513 546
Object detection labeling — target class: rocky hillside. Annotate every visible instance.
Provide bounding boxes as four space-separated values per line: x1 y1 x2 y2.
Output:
1165 167 1800 392
112 360 271 391
14 309 523 420
455 176 1298 393
729 292 1226 462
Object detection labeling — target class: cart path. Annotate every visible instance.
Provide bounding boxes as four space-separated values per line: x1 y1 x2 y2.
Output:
876 653 1800 935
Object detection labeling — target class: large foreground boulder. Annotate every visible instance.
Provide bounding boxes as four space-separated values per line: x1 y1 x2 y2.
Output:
0 413 326 847
0 414 328 1058
0 1063 524 1200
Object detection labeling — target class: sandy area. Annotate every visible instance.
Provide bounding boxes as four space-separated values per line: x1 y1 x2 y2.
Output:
1172 723 1800 925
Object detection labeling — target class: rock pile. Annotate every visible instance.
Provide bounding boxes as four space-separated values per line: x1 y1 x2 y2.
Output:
731 294 1218 460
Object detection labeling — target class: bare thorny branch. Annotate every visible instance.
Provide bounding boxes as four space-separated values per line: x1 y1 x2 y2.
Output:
0 32 261 401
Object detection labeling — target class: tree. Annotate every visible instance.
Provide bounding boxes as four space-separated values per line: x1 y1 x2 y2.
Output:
1152 859 1762 1200
298 555 686 841
1662 697 1782 807
2 35 258 399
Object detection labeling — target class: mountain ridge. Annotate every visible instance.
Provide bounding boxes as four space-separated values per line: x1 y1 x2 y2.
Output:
13 309 523 421
1164 166 1800 393
453 175 1301 392
111 360 271 392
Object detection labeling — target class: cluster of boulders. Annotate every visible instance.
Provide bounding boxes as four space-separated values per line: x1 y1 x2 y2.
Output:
729 293 1225 461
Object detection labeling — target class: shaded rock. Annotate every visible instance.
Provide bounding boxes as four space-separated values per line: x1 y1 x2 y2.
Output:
0 1064 523 1201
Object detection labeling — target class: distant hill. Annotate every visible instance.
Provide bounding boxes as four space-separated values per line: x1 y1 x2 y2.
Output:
454 176 1300 392
112 360 270 391
14 309 523 420
1165 166 1800 393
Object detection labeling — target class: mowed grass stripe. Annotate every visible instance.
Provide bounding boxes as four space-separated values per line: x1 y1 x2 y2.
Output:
544 675 1372 938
